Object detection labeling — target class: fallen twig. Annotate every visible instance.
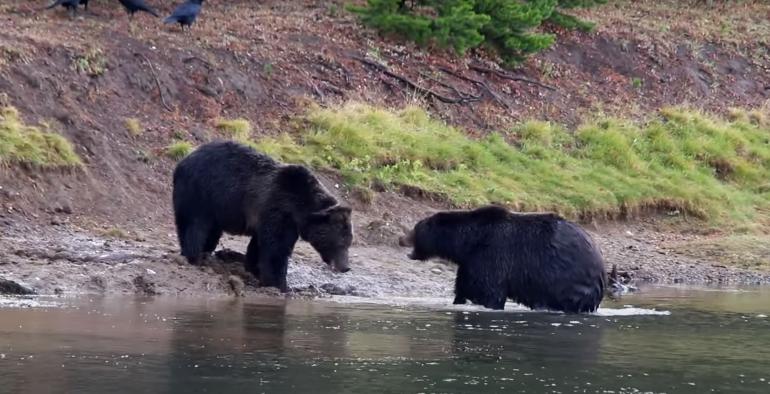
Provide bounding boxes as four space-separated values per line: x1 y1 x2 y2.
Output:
312 76 344 96
469 64 556 91
352 55 477 104
135 53 173 112
182 56 214 69
438 66 511 109
314 55 352 87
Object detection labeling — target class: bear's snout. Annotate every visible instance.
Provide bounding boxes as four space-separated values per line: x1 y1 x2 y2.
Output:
329 251 351 273
335 266 351 273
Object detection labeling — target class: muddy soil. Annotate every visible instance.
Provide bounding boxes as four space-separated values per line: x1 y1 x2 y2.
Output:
2 212 768 300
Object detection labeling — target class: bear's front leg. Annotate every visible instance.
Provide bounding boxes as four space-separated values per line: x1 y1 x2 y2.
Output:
462 267 507 310
256 221 299 293
453 271 467 305
481 295 506 310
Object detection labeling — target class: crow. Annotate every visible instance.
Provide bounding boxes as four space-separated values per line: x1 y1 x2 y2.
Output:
164 0 204 30
117 0 160 18
45 0 87 16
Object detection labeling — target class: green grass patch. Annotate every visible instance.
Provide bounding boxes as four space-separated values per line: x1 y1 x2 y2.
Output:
216 118 251 141
0 106 81 168
253 103 770 226
166 140 194 161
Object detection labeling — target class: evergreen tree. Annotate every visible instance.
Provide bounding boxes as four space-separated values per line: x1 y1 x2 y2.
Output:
476 0 557 64
349 0 608 65
548 0 608 31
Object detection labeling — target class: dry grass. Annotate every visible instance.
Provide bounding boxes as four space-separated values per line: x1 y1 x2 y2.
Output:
100 227 131 240
71 47 107 77
672 235 770 271
124 118 143 137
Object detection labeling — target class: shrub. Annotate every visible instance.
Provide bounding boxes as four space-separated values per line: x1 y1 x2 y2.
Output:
350 0 606 64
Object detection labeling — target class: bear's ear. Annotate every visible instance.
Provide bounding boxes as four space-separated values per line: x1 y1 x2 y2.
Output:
309 205 351 222
331 205 352 218
277 165 314 193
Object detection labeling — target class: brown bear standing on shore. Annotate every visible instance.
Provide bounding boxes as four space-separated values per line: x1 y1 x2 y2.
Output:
399 205 605 313
172 141 353 292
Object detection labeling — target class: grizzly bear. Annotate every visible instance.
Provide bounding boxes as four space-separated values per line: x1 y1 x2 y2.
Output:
399 205 605 313
172 141 353 292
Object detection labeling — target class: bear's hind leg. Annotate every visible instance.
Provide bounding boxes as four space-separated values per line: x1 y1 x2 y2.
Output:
180 217 213 265
482 296 507 310
245 236 260 277
203 227 223 254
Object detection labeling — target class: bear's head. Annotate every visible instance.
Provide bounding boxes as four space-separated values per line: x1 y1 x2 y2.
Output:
398 217 435 261
302 205 353 273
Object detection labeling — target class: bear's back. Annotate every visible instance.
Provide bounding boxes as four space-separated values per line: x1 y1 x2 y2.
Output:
176 140 278 174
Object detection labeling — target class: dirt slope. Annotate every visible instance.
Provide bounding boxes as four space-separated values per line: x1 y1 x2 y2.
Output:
1 0 769 295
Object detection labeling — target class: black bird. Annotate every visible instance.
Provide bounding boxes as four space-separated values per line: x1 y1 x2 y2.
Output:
164 0 204 30
117 0 160 18
46 0 87 16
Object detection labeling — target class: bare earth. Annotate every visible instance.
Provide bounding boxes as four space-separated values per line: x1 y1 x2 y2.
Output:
2 203 768 299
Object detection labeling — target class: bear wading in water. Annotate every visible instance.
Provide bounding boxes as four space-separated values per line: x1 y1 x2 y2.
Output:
399 205 605 313
172 141 353 292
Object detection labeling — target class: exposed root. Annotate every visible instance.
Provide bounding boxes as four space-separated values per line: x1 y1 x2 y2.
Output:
469 63 557 91
438 66 511 109
135 52 173 112
353 55 480 104
418 71 482 104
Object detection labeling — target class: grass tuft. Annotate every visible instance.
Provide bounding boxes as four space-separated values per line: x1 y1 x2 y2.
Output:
253 102 770 226
0 106 81 168
216 118 251 142
166 140 194 161
72 47 107 77
125 118 143 137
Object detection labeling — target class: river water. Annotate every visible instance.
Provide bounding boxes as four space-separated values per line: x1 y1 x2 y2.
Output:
1 286 769 394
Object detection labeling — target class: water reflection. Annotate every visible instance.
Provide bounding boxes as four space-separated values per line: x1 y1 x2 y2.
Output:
0 287 769 393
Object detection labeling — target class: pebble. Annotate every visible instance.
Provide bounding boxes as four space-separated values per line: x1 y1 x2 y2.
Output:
228 275 245 297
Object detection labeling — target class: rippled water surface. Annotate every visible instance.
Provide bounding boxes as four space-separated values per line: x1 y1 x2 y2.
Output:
1 286 769 393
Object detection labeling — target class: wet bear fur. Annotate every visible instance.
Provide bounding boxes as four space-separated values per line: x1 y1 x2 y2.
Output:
172 141 353 292
400 205 605 313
